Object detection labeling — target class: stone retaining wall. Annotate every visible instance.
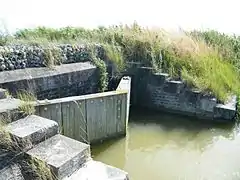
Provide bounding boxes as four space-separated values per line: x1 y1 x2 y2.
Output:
0 62 99 100
134 67 236 122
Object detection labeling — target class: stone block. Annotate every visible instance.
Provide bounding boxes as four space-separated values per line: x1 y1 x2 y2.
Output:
214 104 236 121
0 163 24 180
138 67 154 77
198 97 217 112
0 98 23 123
0 62 98 100
6 115 59 150
26 134 90 179
150 73 168 86
64 160 129 180
0 98 22 114
0 88 7 99
163 80 184 94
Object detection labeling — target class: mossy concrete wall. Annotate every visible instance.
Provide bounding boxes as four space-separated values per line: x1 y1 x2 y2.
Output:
0 62 98 100
34 77 131 144
132 67 236 122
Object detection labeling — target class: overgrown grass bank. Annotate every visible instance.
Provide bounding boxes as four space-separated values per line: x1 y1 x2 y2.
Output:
1 24 240 102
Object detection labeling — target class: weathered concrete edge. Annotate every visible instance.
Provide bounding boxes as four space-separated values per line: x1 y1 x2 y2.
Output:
0 62 96 84
116 76 131 124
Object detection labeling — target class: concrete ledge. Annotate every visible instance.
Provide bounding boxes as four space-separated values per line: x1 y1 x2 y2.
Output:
0 98 23 122
6 115 59 150
213 95 237 121
0 98 22 113
0 62 98 100
0 62 95 84
26 134 90 179
64 160 129 180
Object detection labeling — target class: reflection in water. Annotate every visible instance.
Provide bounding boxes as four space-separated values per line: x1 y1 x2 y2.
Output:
91 110 240 180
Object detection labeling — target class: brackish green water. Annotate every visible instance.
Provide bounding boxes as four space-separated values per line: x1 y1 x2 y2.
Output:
91 110 240 180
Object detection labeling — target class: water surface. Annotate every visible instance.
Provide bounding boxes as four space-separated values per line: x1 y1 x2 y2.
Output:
91 110 240 180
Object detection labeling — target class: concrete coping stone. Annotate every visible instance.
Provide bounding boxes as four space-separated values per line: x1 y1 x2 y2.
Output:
26 134 90 179
0 62 95 84
215 95 237 111
6 115 59 148
63 160 129 180
117 76 131 91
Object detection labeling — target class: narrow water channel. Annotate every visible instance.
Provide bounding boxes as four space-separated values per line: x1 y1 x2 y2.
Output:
91 109 240 180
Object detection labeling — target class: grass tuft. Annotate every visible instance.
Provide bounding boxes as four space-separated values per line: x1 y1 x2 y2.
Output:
17 91 36 116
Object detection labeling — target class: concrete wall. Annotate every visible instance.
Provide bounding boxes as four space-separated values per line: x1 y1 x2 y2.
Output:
116 76 131 125
0 62 98 100
134 67 236 122
34 77 131 144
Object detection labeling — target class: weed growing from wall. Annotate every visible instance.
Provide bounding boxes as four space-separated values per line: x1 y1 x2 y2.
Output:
92 57 108 92
43 47 62 68
17 91 36 116
0 120 12 150
20 157 53 180
103 43 125 72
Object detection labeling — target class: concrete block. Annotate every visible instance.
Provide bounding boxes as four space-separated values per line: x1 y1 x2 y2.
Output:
64 160 129 180
152 73 169 85
0 98 22 114
6 115 59 150
213 95 237 121
163 80 184 94
0 163 24 180
214 105 236 121
0 98 23 123
26 134 90 179
0 88 7 99
0 62 98 100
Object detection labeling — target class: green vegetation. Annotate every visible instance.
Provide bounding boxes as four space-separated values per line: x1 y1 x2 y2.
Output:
1 24 240 102
22 157 53 180
92 57 108 92
42 47 62 68
0 120 12 150
191 30 240 70
17 91 36 116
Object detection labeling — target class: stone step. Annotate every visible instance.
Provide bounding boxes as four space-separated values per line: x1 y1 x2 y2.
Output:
26 134 90 179
64 160 129 180
0 98 22 123
0 88 8 99
6 115 59 150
